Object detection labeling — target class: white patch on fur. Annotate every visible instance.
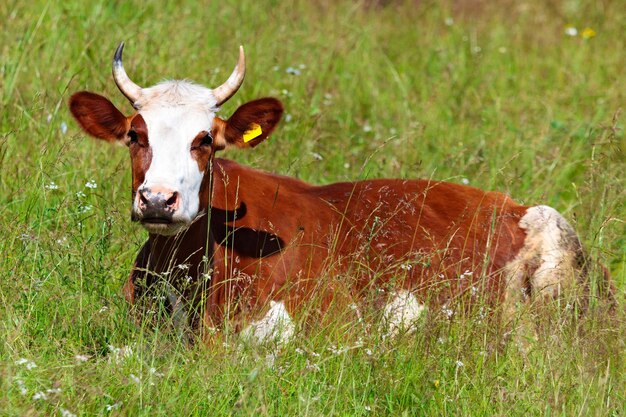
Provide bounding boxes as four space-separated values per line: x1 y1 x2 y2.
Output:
240 301 295 346
382 290 425 338
133 81 220 234
503 205 581 320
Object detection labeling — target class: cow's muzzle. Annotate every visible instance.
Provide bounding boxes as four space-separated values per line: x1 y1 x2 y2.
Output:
134 186 179 223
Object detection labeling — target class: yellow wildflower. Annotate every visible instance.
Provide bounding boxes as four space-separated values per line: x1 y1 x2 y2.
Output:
582 27 596 39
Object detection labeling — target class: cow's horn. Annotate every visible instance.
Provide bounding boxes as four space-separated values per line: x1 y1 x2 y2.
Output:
213 46 246 106
112 42 143 104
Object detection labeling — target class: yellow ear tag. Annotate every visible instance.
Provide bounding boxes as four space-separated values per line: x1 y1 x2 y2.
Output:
243 123 262 143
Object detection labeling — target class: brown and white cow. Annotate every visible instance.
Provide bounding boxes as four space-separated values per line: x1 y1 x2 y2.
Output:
69 43 611 344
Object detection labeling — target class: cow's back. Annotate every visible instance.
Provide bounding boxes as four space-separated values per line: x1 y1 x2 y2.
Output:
311 179 528 304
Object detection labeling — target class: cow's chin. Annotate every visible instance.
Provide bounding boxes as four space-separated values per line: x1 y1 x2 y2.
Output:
140 220 190 236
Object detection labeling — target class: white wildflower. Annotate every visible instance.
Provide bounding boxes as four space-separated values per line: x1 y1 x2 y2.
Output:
78 204 93 213
565 27 578 37
16 358 37 369
362 123 373 133
310 152 323 161
18 233 32 242
461 178 470 185
32 391 47 400
107 345 133 363
455 360 464 368
74 354 90 362
106 402 122 411
45 182 59 190
75 191 86 198
460 269 473 279
328 345 346 355
305 359 320 372
129 373 141 384
46 388 62 394
60 408 77 417
60 122 68 134
365 348 373 356
85 179 97 189
265 353 276 368
15 378 27 395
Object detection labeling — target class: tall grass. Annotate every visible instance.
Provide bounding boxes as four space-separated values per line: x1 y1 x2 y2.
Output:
1 0 624 415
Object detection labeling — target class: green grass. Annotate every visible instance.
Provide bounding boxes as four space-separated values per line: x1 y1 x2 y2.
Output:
1 0 624 415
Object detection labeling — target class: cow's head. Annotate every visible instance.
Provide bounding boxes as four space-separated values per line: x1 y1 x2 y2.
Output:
69 43 283 236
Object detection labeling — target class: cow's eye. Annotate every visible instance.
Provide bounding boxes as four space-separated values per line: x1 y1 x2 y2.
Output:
128 130 138 143
200 133 213 146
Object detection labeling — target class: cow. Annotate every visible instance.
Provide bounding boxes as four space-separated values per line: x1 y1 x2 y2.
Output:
69 43 612 345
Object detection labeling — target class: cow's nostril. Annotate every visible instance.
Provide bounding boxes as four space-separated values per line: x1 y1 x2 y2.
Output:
139 191 149 206
166 192 178 207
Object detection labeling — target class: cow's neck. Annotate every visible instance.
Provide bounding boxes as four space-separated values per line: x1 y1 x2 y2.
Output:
147 215 211 274
144 160 228 288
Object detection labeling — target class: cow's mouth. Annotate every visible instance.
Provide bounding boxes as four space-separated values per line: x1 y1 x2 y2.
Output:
141 217 173 225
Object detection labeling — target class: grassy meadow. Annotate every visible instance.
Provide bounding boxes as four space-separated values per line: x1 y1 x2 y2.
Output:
1 0 625 415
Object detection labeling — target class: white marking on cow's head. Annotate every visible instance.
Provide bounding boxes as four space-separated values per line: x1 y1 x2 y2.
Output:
129 81 219 235
69 42 283 236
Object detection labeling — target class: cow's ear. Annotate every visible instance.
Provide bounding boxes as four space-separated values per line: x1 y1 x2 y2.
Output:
212 98 283 149
69 91 130 142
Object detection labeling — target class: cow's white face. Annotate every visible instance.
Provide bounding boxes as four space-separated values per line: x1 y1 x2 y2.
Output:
127 82 219 235
70 56 283 236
